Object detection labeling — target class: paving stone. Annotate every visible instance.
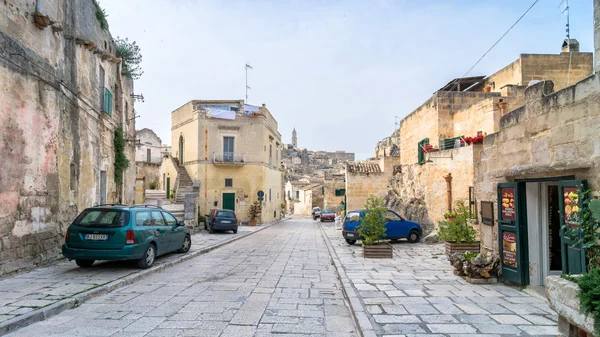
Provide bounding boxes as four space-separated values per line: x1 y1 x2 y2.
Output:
427 324 477 333
382 324 426 334
405 304 439 315
419 314 459 323
518 324 560 335
522 314 557 325
473 323 522 334
457 314 496 324
381 304 408 315
490 314 532 325
373 315 421 323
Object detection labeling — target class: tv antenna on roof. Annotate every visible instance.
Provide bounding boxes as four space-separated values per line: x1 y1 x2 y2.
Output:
558 0 570 41
245 63 253 102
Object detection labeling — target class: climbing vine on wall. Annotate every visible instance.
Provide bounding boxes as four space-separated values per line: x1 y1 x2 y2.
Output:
113 126 129 183
95 2 109 30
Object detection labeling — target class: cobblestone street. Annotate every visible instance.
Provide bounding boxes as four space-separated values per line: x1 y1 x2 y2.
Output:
321 223 560 337
6 218 357 337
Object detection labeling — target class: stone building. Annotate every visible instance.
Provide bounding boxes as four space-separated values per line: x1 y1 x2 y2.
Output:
135 128 162 190
345 158 398 212
366 41 593 233
164 100 284 223
473 8 600 287
323 174 346 214
0 0 136 275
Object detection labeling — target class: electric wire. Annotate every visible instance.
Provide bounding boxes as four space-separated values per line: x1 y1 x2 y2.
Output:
440 0 540 97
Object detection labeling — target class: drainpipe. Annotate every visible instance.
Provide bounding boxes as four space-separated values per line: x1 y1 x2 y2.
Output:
444 173 453 212
118 61 126 204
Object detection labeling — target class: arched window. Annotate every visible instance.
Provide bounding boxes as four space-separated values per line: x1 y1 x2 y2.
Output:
178 135 184 164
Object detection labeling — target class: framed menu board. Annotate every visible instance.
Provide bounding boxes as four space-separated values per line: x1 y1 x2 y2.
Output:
500 188 515 221
481 201 494 226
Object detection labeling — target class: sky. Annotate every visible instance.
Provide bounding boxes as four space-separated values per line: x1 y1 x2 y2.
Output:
101 0 594 160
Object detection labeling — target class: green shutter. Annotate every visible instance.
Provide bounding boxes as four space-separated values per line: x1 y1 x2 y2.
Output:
103 88 112 115
418 138 429 165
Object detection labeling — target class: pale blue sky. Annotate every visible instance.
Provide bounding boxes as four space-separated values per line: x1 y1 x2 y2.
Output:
102 0 594 160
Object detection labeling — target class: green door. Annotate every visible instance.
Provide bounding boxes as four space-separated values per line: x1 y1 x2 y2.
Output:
498 182 529 285
223 193 235 211
558 180 588 275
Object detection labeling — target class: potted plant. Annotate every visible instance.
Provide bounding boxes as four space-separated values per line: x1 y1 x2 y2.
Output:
249 201 261 226
358 196 392 258
443 212 457 222
438 200 479 255
546 189 600 337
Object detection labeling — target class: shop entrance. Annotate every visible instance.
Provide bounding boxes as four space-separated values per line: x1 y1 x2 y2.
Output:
497 178 587 286
525 182 562 286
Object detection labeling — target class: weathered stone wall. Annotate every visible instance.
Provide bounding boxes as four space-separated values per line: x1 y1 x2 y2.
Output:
475 78 600 255
136 162 160 190
596 0 600 73
0 0 136 275
520 53 593 91
135 128 163 164
385 145 479 234
323 179 345 213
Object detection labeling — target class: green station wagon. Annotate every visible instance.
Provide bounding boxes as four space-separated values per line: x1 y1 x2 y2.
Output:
62 205 191 269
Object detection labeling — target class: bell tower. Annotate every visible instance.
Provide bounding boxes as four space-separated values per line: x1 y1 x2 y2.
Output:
292 127 297 148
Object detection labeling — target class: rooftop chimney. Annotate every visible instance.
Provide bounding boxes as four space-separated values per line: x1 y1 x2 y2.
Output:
561 38 580 53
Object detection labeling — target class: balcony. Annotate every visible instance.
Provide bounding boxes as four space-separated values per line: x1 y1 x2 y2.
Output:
213 152 246 165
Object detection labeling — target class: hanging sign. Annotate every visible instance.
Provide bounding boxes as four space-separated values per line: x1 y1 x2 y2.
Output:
501 188 515 221
502 232 517 268
562 187 579 227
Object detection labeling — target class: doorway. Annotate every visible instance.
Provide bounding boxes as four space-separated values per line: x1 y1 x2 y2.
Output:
100 170 107 205
223 193 235 211
525 182 562 286
178 135 184 164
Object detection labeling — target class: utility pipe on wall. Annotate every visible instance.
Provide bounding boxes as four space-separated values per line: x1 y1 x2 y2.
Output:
444 173 453 212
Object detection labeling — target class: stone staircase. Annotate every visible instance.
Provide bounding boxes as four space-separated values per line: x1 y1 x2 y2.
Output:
145 189 167 202
175 166 193 203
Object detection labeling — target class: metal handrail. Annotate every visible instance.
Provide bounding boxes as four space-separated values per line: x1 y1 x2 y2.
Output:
213 152 246 164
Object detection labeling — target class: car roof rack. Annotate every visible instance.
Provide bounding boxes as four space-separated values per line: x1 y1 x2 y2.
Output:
93 203 128 207
132 204 163 209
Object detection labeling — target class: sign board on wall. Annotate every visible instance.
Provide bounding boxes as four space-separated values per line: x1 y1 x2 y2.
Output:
562 186 579 227
481 201 494 226
502 232 517 268
500 188 515 221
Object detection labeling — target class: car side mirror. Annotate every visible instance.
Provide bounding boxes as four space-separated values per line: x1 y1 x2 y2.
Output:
177 221 184 226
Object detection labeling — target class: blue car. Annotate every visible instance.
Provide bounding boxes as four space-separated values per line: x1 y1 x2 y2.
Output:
342 209 422 245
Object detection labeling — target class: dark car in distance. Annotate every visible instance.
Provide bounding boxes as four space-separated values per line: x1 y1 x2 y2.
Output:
320 210 335 222
342 209 422 245
62 205 191 269
312 207 321 220
205 209 239 234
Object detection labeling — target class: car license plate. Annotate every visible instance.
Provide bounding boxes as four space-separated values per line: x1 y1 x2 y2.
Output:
221 220 231 224
85 234 108 241
346 233 355 237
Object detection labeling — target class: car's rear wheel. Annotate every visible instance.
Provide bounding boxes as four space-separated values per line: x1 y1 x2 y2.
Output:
233 228 238 234
178 235 191 253
408 230 420 243
75 259 95 268
137 243 156 269
345 239 356 245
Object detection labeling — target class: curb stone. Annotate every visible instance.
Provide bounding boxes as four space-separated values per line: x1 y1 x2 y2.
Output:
318 223 375 337
0 218 288 336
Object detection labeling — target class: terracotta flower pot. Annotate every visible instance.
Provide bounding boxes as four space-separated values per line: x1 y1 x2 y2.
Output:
498 102 508 115
483 86 492 92
250 220 257 226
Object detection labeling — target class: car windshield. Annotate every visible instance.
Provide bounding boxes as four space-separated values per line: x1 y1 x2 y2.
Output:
322 210 333 214
74 209 129 228
216 211 236 218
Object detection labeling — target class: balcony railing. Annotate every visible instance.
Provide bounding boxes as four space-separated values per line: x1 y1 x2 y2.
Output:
213 152 246 164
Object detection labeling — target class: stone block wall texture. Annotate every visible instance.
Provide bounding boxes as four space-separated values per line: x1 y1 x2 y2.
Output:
475 77 600 255
135 128 163 164
323 180 345 213
0 0 136 275
136 162 160 190
385 145 478 234
596 0 600 73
